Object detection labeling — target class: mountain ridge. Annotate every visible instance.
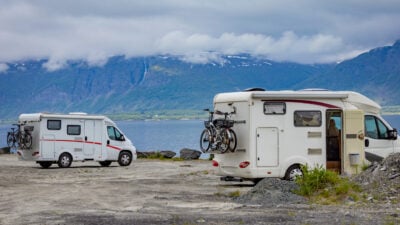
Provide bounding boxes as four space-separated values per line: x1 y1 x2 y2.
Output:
0 41 399 120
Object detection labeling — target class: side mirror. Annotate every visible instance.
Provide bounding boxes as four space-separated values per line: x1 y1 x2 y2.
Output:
365 139 369 147
120 134 126 141
388 129 398 140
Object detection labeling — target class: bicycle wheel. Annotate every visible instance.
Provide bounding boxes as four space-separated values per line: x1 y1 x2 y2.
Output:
7 133 14 147
228 129 237 152
19 133 26 149
24 133 32 149
219 129 230 153
200 129 212 153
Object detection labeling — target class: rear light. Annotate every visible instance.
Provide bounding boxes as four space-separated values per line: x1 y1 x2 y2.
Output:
212 160 219 167
239 161 250 168
32 152 39 157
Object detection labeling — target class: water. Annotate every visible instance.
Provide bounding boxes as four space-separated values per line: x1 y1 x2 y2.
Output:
1 116 400 156
115 120 204 153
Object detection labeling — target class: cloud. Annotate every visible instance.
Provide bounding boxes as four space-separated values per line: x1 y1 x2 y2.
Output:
0 63 9 73
0 0 399 69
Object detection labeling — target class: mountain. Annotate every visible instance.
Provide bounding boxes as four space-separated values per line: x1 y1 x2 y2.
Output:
0 41 399 120
297 40 400 105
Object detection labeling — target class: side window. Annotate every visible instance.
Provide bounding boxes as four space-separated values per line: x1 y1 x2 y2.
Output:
377 118 389 139
294 111 322 127
67 125 81 135
47 120 61 130
264 102 286 115
365 115 389 139
107 126 124 141
107 126 116 140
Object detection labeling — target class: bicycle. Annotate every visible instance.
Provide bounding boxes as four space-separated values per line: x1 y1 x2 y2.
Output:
7 124 20 148
7 124 33 149
19 126 33 149
200 109 237 153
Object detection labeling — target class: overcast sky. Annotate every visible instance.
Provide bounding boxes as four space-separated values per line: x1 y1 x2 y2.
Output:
1 0 400 71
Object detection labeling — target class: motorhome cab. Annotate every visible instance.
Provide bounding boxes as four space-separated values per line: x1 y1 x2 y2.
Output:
17 113 137 168
211 89 400 181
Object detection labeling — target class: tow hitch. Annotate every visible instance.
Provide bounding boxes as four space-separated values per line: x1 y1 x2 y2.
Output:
220 176 243 182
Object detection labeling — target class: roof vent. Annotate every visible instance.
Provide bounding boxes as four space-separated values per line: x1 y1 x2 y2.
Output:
69 112 88 115
299 88 329 91
244 87 266 92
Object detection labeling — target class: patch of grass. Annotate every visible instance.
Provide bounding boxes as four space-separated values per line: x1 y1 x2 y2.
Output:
361 162 370 171
295 165 362 204
228 190 241 198
147 152 165 159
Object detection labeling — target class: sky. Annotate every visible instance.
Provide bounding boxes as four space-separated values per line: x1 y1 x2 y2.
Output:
0 0 400 71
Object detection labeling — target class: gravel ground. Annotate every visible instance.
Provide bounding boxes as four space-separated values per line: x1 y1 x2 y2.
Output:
0 154 399 225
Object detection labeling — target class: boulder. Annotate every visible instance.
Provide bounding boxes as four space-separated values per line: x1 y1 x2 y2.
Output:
136 151 156 158
0 147 11 154
160 150 176 159
180 148 201 160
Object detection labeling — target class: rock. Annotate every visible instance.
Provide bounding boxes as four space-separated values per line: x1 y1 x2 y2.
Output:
236 178 306 206
352 153 400 203
160 150 176 159
179 148 201 160
389 173 400 179
136 151 156 158
0 147 11 154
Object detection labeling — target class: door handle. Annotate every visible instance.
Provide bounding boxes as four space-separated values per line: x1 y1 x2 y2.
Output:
85 136 88 141
107 140 110 145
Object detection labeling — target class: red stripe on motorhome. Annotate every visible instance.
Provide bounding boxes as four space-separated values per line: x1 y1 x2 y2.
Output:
40 139 121 151
265 99 340 108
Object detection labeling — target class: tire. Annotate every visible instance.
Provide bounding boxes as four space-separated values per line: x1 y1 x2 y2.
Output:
228 129 237 152
99 161 112 167
219 129 230 153
39 161 52 169
24 133 32 149
200 129 212 153
118 152 132 166
6 133 14 147
284 164 303 181
58 153 73 168
19 134 26 149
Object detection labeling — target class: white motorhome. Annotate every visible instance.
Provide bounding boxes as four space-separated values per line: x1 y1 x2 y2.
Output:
17 113 137 168
211 89 400 181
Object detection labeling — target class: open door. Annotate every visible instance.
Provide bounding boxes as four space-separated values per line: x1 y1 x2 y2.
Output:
326 110 342 174
343 110 365 175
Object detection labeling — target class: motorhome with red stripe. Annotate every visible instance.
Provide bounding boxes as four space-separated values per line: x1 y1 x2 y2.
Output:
17 113 137 168
210 89 400 182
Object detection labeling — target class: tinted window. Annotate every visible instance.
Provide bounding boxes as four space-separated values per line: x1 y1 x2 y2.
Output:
107 126 123 141
294 111 322 127
365 115 389 139
47 120 61 130
67 125 81 135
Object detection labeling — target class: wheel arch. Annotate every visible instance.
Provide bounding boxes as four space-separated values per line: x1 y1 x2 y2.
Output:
280 156 310 178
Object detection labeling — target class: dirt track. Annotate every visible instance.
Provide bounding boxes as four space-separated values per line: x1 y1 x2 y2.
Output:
0 154 399 225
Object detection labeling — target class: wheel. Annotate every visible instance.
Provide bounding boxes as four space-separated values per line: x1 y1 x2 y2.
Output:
58 153 72 168
18 134 26 149
6 133 14 147
219 129 230 153
284 164 303 181
118 152 132 166
200 129 212 153
228 129 237 152
39 161 52 169
99 161 112 167
24 133 32 149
